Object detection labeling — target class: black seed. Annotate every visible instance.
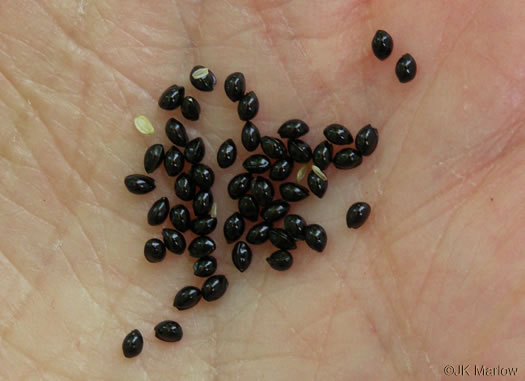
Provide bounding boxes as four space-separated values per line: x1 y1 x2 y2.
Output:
173 286 201 310
333 148 362 169
261 200 290 223
238 195 259 222
232 241 252 272
122 329 143 358
243 154 271 174
201 275 229 302
165 118 188 147
278 119 309 139
246 222 272 245
217 139 237 168
124 174 155 194
261 136 287 159
154 320 183 342
251 176 274 207
190 65 216 92
355 125 379 156
189 236 216 258
144 144 165 173
279 183 309 202
372 30 393 61
237 91 259 121
224 212 245 243
162 228 186 254
193 190 213 217
184 137 205 164
305 224 327 252
148 197 170 225
323 124 353 145
269 158 294 181
284 214 307 240
241 121 260 152
144 238 166 263
266 250 293 271
189 163 214 189
224 72 246 102
181 96 201 121
395 53 417 83
191 216 217 236
193 256 217 277
269 228 297 250
307 171 328 198
313 141 333 171
170 205 191 232
175 173 196 201
164 146 184 177
346 202 371 229
288 139 312 163
158 84 184 110
227 172 252 199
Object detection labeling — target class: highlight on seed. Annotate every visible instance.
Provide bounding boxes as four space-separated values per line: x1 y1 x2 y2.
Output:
312 165 327 181
296 164 308 183
192 67 209 80
134 115 155 135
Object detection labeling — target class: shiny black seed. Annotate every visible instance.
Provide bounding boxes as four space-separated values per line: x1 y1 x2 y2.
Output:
154 320 183 342
346 202 371 229
184 137 205 164
193 256 217 277
190 65 216 92
144 238 166 263
279 183 309 202
395 53 417 83
232 241 252 272
201 275 229 302
266 250 293 271
217 139 237 168
241 121 260 152
181 96 201 121
170 205 191 232
251 176 274 207
144 144 165 173
189 163 214 189
122 329 143 358
158 84 184 110
313 141 333 170
355 125 379 156
189 236 216 258
278 119 309 139
148 197 170 225
246 222 272 244
238 195 259 222
261 136 287 159
191 216 217 236
173 286 201 310
227 172 252 199
323 124 353 145
243 154 271 174
224 72 246 102
224 212 245 243
237 91 259 121
333 148 362 169
164 146 184 177
165 118 188 147
175 173 196 201
284 214 307 240
193 190 213 217
162 228 186 254
269 228 297 250
261 200 290 223
124 174 155 194
288 139 312 163
372 30 393 60
269 159 294 181
307 171 328 198
305 224 327 252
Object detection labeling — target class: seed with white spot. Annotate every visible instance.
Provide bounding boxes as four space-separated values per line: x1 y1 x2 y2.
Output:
192 67 209 80
210 202 217 218
134 115 155 135
296 164 308 183
311 165 327 181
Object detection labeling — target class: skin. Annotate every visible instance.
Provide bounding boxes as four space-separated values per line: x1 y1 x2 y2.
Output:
1 0 525 379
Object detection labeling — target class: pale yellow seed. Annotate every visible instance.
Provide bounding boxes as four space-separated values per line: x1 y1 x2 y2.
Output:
296 164 308 183
192 67 209 80
211 202 217 218
312 165 328 181
134 115 155 135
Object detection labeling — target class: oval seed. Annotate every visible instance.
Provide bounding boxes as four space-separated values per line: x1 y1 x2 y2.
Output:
333 148 362 169
246 222 272 245
154 320 183 343
210 202 217 218
288 139 312 163
175 173 196 201
227 173 252 199
270 158 294 181
189 236 216 258
279 183 309 202
311 165 328 181
260 200 290 223
261 136 287 159
148 197 170 225
238 195 259 222
181 96 200 121
144 238 166 263
193 256 217 277
162 228 186 254
193 190 214 217
201 275 229 302
223 212 245 243
278 119 309 139
284 214 307 240
237 91 259 121
124 174 155 194
313 141 333 171
158 84 184 110
296 164 308 183
305 224 327 252
170 204 190 232
355 124 379 156
307 170 328 198
190 65 216 92
191 216 217 236
224 72 246 102
232 241 252 272
164 146 184 177
144 144 164 173
243 154 271 174
165 118 188 147
217 139 237 168
241 121 260 151
190 163 215 189
372 30 393 60
251 176 274 207
122 329 143 358
184 137 205 164
323 124 353 145
395 53 417 83
346 202 371 229
173 286 201 310
266 250 293 271
134 115 154 135
269 228 297 250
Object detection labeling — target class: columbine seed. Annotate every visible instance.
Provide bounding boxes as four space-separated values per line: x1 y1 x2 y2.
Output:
134 115 155 135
